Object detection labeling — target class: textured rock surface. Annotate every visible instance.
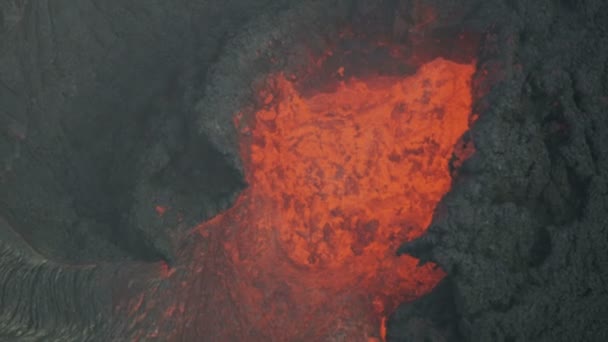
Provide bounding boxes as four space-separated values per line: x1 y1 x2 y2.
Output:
0 217 106 341
395 0 608 341
0 0 607 341
0 1 277 340
0 0 267 264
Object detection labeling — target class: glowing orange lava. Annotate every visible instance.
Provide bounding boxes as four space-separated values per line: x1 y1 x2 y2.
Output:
191 57 474 341
245 59 473 271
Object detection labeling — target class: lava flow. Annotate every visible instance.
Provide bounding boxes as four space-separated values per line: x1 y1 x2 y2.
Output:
154 57 475 342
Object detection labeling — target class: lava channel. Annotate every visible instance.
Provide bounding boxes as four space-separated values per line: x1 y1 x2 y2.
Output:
166 57 475 342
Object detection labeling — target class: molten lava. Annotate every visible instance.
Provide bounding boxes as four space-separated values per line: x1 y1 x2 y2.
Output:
244 59 473 271
184 57 474 341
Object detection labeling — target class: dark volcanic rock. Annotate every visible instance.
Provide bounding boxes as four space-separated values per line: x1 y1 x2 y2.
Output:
0 0 267 264
1 0 607 341
397 0 608 341
387 278 462 342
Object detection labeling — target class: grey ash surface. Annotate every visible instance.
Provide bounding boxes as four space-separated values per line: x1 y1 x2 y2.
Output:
1 0 607 341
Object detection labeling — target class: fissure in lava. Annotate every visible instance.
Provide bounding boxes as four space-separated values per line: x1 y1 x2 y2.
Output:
161 56 475 341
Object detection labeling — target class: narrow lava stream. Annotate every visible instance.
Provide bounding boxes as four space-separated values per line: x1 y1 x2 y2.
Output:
139 58 475 341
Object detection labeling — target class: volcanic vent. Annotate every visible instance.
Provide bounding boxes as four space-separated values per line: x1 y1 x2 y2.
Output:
162 6 480 341
3 1 608 341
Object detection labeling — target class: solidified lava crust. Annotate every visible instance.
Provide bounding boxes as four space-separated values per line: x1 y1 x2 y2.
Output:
169 57 477 341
